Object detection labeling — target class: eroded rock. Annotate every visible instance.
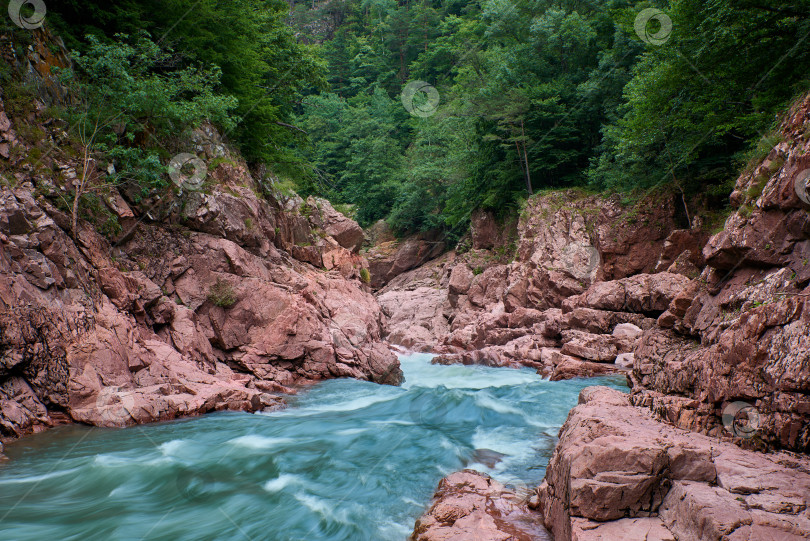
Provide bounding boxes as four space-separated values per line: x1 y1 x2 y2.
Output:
411 470 551 541
537 386 810 541
0 149 401 441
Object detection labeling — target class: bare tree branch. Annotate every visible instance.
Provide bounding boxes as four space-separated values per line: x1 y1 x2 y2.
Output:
740 2 810 17
275 121 308 135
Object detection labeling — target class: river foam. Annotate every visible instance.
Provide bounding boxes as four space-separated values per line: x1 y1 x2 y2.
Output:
0 353 626 540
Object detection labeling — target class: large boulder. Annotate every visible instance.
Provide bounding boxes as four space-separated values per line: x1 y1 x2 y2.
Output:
365 234 446 288
470 208 499 249
563 273 691 315
560 330 622 362
537 386 810 541
470 208 517 250
375 254 458 352
447 263 474 295
378 286 449 352
516 190 678 282
411 470 550 541
305 196 364 252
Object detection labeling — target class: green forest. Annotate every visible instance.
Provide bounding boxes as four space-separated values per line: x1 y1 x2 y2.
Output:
8 0 810 239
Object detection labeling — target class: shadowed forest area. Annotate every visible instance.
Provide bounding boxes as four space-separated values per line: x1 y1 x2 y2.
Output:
9 0 810 238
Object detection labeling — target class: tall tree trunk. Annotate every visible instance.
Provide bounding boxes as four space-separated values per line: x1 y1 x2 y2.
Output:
423 0 429 52
71 144 92 240
520 119 532 195
522 143 532 195
71 191 80 240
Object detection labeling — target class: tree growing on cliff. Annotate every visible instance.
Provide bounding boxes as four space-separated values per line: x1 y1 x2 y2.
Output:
58 33 236 233
590 0 810 193
49 0 326 172
68 112 118 239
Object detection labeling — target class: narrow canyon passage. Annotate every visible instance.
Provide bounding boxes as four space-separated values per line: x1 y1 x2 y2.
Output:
0 354 624 540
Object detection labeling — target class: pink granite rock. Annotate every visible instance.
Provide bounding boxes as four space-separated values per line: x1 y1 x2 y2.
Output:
411 470 551 541
537 386 810 541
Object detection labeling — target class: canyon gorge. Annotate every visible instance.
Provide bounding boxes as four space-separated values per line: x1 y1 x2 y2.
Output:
1 19 809 541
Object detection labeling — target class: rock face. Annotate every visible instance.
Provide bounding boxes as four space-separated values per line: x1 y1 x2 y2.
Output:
530 94 810 540
537 387 810 541
470 209 518 250
376 189 692 380
0 90 400 442
365 231 446 289
626 94 810 454
411 470 551 541
376 253 456 352
404 95 810 541
305 196 364 252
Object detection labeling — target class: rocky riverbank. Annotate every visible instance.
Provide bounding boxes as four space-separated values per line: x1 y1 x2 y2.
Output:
0 46 400 451
539 387 810 540
376 186 699 381
413 387 810 541
410 470 550 541
0 176 401 441
406 94 810 539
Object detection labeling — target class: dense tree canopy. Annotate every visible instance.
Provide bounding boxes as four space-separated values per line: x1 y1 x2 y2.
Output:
291 0 810 235
49 0 325 171
28 0 810 239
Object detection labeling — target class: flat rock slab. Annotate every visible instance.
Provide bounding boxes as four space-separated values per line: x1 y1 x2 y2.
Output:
572 517 675 541
538 386 810 541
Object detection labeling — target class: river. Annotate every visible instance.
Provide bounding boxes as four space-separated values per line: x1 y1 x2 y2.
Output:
0 353 626 540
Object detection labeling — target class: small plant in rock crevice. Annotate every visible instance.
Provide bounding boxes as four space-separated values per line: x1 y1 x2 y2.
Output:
208 278 237 308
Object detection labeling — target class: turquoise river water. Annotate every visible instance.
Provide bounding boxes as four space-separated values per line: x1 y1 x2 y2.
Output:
0 353 626 541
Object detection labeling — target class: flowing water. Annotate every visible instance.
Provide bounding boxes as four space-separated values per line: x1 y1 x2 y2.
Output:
0 353 626 540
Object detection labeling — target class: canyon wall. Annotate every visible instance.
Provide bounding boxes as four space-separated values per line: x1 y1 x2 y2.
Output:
378 187 703 381
0 56 400 450
385 93 810 453
406 96 810 539
629 96 810 454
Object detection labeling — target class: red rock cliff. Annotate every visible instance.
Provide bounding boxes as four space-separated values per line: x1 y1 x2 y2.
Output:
0 67 400 449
